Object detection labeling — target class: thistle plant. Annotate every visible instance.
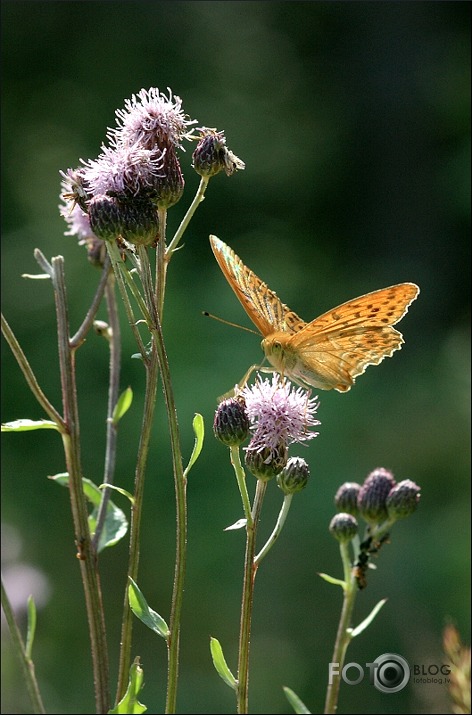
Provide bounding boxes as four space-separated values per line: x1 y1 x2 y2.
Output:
2 85 427 715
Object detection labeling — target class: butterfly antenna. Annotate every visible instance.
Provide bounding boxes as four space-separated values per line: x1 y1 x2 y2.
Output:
202 311 259 336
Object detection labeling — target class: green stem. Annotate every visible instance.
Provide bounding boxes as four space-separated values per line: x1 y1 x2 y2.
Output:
254 493 293 565
230 445 253 526
165 176 209 258
1 580 46 714
51 256 110 714
237 479 267 714
323 542 357 715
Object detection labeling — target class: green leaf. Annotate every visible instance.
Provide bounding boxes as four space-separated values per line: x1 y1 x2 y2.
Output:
351 598 388 638
210 637 237 691
50 474 128 552
25 595 37 660
184 413 204 477
1 419 59 432
99 483 135 505
128 578 169 639
318 572 346 588
283 686 312 714
112 387 133 425
109 657 147 714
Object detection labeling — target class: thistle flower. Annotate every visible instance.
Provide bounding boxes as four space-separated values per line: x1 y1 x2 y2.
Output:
213 397 250 447
109 87 197 151
245 442 288 482
240 374 320 459
192 129 245 178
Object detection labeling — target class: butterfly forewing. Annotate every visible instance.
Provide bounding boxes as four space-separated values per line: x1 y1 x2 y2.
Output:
210 235 305 335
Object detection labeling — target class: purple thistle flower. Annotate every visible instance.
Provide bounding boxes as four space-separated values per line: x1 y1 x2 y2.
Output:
109 87 197 151
239 374 320 457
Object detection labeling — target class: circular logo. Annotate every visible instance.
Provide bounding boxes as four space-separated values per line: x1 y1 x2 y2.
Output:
373 653 410 693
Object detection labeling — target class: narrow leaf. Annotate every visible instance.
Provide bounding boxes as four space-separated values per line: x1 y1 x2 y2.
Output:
128 578 169 639
318 572 346 588
224 518 247 532
184 413 204 476
99 483 135 505
2 419 59 432
112 387 133 425
109 658 147 714
21 273 51 280
210 637 237 691
351 598 388 638
25 595 37 660
283 686 312 714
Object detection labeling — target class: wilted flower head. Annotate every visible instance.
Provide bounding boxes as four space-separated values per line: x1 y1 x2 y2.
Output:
109 87 197 151
193 129 245 178
239 374 320 459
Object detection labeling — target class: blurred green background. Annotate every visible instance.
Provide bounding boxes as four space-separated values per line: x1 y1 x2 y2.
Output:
1 2 470 713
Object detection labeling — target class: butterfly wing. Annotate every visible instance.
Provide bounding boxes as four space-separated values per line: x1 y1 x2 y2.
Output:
210 235 306 335
266 283 420 391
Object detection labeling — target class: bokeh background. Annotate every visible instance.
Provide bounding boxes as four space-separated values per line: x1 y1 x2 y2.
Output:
1 2 470 713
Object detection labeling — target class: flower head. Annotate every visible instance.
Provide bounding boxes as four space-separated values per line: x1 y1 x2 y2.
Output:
239 374 320 459
109 87 197 151
192 129 245 178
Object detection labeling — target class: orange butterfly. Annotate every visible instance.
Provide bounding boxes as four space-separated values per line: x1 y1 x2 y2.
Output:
210 235 419 392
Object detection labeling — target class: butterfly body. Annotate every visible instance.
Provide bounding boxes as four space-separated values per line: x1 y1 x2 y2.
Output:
210 235 419 392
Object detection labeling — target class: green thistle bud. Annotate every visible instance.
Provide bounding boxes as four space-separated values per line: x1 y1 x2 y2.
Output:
386 479 421 521
88 194 122 241
358 468 396 525
334 482 361 516
277 456 310 495
245 442 288 482
119 197 159 246
213 397 250 447
329 513 359 544
152 148 184 209
192 130 245 178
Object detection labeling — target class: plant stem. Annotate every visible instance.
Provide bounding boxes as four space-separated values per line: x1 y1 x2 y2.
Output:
254 493 293 565
1 579 46 714
237 479 267 714
230 445 253 526
323 542 357 715
51 256 110 714
92 272 121 550
165 176 209 258
70 256 111 348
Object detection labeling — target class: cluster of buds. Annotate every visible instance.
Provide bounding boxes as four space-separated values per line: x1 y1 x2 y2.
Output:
59 88 244 254
213 374 319 494
329 467 421 588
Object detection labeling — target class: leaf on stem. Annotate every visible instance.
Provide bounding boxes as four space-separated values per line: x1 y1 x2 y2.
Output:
128 578 170 640
224 518 247 531
112 387 133 425
210 637 238 691
109 657 147 714
25 595 37 660
50 474 128 551
1 419 60 432
283 686 312 714
318 572 346 588
350 598 388 638
184 413 204 477
99 483 135 505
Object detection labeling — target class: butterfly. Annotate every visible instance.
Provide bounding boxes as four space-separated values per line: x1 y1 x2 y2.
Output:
209 235 420 392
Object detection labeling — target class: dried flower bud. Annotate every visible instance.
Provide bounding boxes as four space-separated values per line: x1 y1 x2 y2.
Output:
334 482 361 516
329 513 359 544
193 130 245 178
357 468 396 525
245 442 288 482
386 479 421 520
213 397 250 447
277 456 310 494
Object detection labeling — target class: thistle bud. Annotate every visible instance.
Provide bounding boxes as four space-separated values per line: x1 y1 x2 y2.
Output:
245 442 288 482
386 479 421 521
277 456 310 495
329 513 359 544
357 468 396 525
152 148 185 209
119 198 159 246
88 194 123 242
193 130 245 178
334 482 361 516
213 397 250 447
